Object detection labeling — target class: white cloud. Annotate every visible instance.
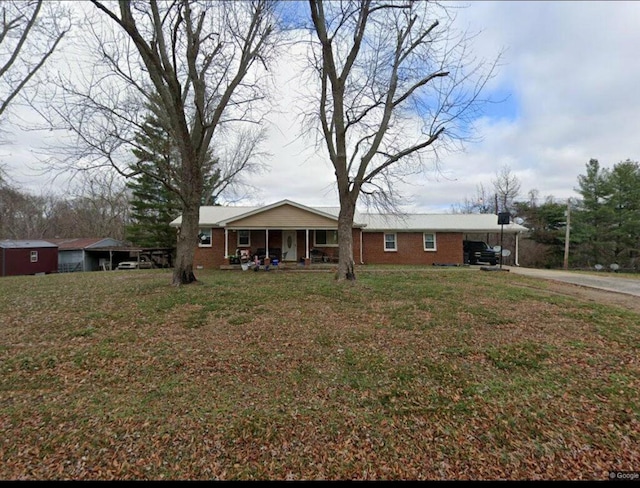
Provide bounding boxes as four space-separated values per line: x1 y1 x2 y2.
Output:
412 0 640 210
256 1 640 212
3 1 640 214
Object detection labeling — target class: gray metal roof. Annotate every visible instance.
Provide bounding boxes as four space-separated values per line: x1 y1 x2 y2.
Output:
170 206 261 227
358 213 529 233
169 201 529 234
0 239 58 249
219 200 343 226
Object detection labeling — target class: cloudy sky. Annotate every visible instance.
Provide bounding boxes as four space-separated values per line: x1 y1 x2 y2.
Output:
255 0 640 212
4 1 640 213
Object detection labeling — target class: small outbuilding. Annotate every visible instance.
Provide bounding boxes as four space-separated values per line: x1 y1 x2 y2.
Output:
45 237 129 272
0 240 59 277
45 237 175 272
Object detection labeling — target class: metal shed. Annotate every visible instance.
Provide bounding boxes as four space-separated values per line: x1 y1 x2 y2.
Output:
44 238 129 272
0 240 59 277
44 238 174 272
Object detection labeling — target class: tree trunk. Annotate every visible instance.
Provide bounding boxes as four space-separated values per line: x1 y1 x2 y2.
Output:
171 130 204 285
337 200 356 281
172 199 199 285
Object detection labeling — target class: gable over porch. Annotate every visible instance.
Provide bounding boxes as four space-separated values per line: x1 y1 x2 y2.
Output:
170 200 364 269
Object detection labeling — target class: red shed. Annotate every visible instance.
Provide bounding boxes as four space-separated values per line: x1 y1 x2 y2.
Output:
0 240 59 277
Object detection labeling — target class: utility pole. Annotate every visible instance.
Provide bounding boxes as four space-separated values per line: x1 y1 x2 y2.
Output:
563 198 571 270
497 212 510 269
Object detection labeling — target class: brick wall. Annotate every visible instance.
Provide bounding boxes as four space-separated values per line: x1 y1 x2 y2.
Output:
353 228 361 262
195 229 290 269
361 231 463 265
194 228 226 269
193 228 463 268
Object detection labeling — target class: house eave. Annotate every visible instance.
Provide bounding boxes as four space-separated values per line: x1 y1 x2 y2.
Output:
220 199 340 227
362 227 526 233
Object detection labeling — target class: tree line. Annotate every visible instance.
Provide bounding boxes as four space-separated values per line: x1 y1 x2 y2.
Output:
5 147 639 273
454 159 640 271
0 169 129 242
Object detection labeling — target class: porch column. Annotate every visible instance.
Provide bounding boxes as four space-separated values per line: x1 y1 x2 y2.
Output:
265 229 269 256
224 228 229 258
305 229 309 259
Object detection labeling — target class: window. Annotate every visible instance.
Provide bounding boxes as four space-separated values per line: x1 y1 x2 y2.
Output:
384 233 397 251
423 232 436 251
198 228 212 247
30 250 38 262
238 230 250 247
315 229 338 246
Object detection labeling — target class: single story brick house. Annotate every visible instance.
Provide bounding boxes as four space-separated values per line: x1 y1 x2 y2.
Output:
169 199 529 269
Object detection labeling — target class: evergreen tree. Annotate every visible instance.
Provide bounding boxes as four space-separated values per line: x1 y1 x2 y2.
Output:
126 107 223 249
573 159 614 267
608 160 640 268
125 114 182 249
513 196 567 268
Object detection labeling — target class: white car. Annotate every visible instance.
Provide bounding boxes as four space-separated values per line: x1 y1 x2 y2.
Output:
117 260 153 270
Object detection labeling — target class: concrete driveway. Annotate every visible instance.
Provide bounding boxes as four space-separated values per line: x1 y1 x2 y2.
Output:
504 266 640 298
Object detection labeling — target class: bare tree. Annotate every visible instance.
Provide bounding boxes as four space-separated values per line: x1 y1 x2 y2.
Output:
492 164 521 214
0 1 69 123
0 179 29 238
40 1 278 285
63 170 130 240
305 0 500 280
451 182 496 214
206 127 270 205
0 162 49 239
0 170 129 241
0 181 60 239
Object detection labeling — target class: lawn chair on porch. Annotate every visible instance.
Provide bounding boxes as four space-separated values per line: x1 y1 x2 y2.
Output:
310 248 328 263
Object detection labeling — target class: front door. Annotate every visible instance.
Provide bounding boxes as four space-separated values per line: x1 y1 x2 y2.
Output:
282 230 297 261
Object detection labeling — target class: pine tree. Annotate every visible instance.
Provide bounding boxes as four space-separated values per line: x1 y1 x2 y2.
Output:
125 114 182 249
573 158 614 267
126 106 222 249
513 196 567 268
607 160 640 268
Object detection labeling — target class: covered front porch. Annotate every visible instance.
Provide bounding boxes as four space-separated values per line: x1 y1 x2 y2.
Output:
222 228 340 268
213 200 349 270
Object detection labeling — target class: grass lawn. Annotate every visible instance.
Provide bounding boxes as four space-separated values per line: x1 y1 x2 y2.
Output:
0 267 638 480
